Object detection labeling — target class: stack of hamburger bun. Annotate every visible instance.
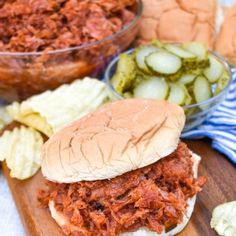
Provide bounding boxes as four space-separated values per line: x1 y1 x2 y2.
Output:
137 0 236 66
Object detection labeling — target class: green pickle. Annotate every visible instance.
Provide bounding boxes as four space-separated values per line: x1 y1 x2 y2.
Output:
215 71 230 95
111 54 136 94
151 39 164 48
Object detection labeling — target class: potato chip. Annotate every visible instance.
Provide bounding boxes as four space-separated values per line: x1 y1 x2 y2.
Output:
211 201 236 236
7 78 111 137
0 107 13 130
0 126 43 179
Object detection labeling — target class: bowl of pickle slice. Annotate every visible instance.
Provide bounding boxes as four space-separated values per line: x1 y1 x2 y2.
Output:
105 41 232 131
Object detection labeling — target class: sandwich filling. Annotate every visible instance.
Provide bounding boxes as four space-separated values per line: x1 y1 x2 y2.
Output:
38 142 206 236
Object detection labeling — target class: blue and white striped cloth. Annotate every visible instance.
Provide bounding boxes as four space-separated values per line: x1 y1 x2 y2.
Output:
182 68 236 164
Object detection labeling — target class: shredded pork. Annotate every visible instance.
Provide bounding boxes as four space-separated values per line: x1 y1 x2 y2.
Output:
0 0 136 52
38 142 206 236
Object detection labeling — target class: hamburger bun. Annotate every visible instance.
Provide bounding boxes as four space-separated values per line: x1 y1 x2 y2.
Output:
41 99 185 183
137 0 219 49
48 152 201 235
215 4 236 66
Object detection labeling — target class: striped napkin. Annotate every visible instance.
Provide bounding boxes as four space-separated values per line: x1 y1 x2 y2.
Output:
182 68 236 164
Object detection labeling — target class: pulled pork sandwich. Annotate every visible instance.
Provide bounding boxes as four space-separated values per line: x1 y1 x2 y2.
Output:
39 99 206 236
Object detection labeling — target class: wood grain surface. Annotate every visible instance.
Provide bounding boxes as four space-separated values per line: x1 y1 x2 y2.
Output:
2 139 236 236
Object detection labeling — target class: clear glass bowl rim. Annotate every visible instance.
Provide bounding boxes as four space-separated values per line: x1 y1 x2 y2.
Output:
0 0 143 57
104 48 233 109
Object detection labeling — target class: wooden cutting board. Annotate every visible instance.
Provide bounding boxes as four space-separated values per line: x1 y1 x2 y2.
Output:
2 139 236 236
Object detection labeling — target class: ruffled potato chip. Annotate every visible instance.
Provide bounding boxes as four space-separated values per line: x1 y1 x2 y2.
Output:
7 78 110 137
211 201 236 236
0 126 43 179
0 107 13 130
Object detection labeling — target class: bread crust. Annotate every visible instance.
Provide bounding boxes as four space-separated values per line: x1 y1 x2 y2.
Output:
41 99 185 183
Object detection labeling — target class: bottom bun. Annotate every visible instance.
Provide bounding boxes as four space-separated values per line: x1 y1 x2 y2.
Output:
49 201 81 232
121 196 196 236
49 153 201 236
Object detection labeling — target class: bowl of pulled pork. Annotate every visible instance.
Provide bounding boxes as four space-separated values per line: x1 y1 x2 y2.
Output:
0 0 142 102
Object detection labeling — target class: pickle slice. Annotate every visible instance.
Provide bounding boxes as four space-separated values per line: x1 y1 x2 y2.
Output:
123 92 133 98
214 70 230 95
134 76 169 100
185 92 193 106
178 74 196 85
167 83 186 105
165 70 183 82
116 54 136 76
145 51 182 74
182 42 208 60
165 44 196 59
111 72 126 94
111 54 136 93
203 55 224 83
189 68 204 76
151 40 164 48
134 74 146 87
178 83 193 105
135 46 159 72
193 75 212 104
211 201 236 236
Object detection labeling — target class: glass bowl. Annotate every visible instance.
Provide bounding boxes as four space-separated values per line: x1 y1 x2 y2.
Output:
0 0 142 102
104 50 232 131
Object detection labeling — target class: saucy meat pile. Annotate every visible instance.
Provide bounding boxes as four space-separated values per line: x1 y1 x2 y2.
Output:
0 0 136 52
38 142 206 236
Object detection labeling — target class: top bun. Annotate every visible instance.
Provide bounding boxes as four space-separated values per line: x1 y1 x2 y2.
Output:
41 99 185 183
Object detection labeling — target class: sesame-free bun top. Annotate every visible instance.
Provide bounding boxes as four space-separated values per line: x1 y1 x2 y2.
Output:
41 99 185 183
